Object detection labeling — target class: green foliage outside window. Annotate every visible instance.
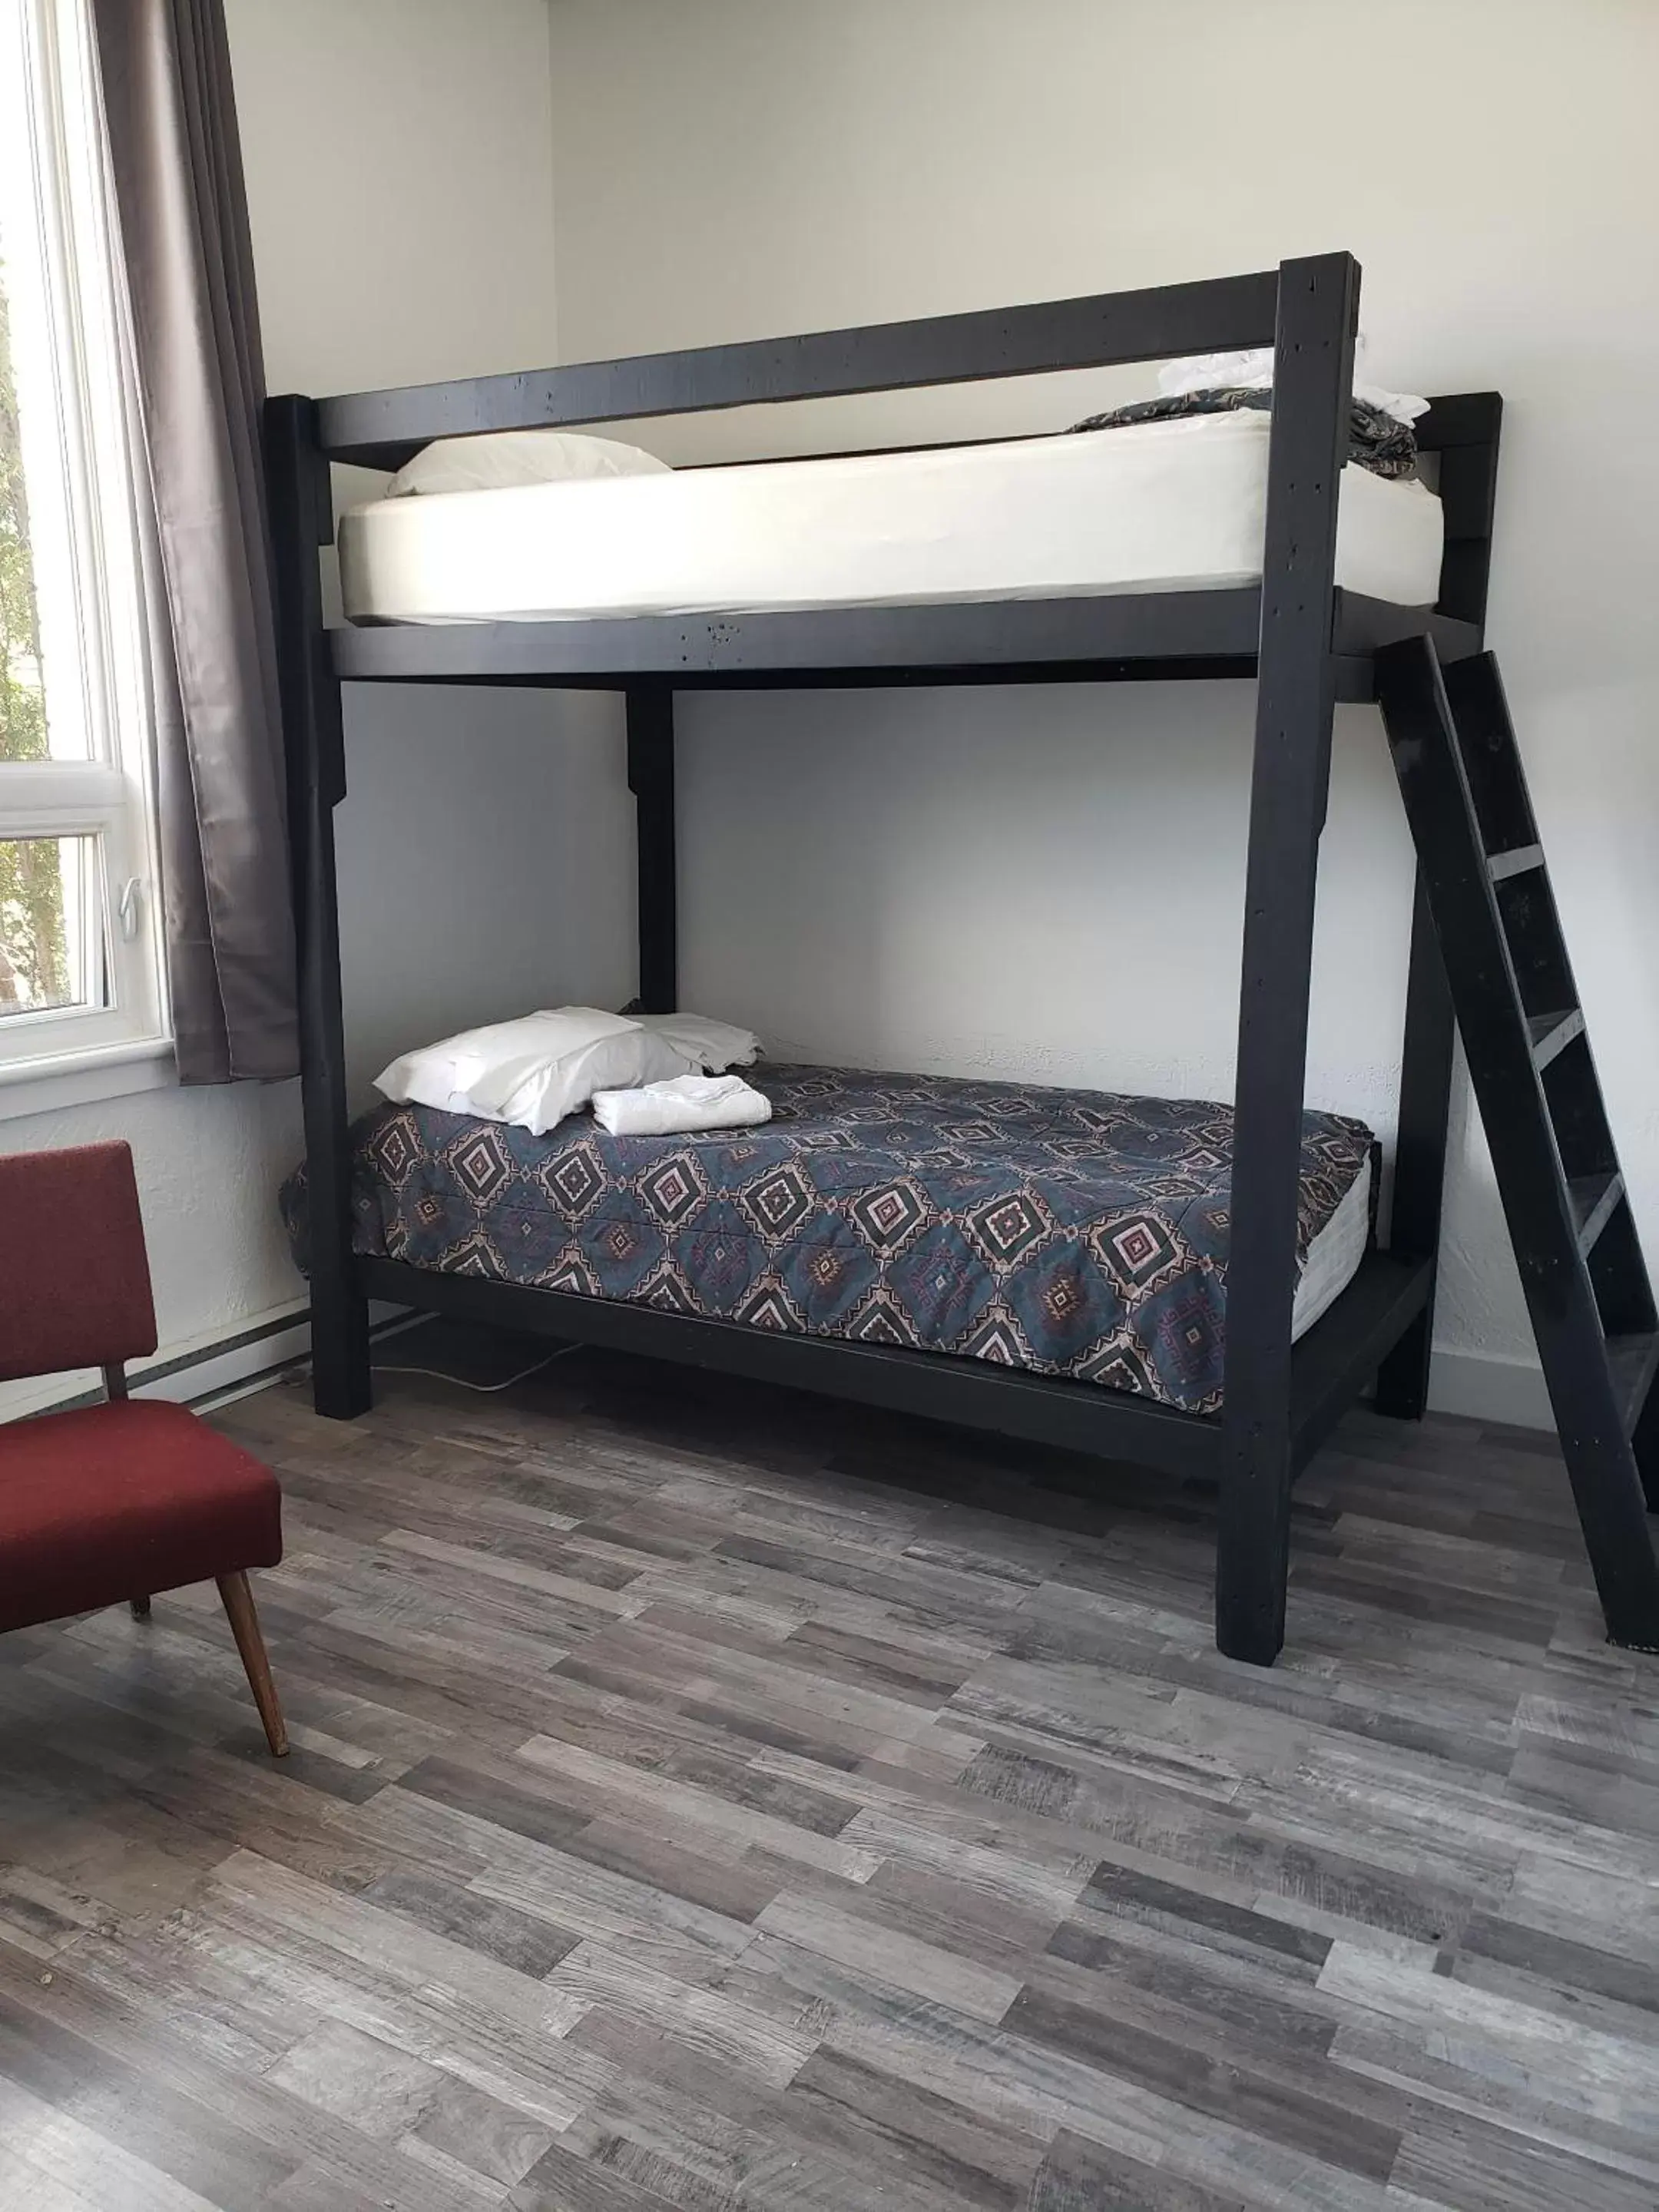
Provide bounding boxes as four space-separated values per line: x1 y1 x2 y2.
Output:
0 243 70 1011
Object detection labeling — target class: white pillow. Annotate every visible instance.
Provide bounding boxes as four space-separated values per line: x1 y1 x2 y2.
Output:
634 1012 761 1072
375 1008 694 1137
386 429 670 498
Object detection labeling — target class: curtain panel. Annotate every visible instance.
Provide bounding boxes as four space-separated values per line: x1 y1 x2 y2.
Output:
91 0 297 1083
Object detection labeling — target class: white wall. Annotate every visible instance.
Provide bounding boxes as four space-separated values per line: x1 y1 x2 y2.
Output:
0 1078 306 1417
17 0 1645 1429
547 0 1659 1425
230 0 636 1108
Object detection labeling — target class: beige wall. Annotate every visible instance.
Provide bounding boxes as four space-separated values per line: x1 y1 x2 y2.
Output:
546 0 1659 1425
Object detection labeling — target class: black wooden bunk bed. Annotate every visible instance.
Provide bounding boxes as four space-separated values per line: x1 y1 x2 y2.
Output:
266 251 1659 1667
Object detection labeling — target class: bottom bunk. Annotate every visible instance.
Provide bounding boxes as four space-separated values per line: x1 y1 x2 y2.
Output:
283 1062 1426 1479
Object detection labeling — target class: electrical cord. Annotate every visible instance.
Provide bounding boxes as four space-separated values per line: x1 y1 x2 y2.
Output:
369 1341 580 1393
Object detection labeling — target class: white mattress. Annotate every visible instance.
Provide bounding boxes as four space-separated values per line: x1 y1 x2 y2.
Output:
1292 1152 1372 1343
338 412 1444 626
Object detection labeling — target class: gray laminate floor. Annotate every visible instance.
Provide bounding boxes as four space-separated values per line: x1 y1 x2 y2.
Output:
2 1339 1657 2210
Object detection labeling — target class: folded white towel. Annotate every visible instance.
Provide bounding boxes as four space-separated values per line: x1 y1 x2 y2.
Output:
591 1073 773 1137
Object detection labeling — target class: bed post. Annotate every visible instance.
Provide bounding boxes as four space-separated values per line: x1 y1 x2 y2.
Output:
1216 253 1359 1664
1372 392 1502 1420
627 682 677 1013
1373 871 1455 1418
265 394 372 1420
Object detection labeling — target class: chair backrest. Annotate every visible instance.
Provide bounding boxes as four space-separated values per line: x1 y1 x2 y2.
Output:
0 1141 158 1382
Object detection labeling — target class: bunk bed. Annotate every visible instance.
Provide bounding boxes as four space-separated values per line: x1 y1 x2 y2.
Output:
267 252 1506 1668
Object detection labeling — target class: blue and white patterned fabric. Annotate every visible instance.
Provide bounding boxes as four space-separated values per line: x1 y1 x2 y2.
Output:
280 1064 1374 1414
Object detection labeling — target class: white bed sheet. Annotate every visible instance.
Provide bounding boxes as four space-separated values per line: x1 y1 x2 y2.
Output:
338 412 1445 627
1292 1152 1373 1343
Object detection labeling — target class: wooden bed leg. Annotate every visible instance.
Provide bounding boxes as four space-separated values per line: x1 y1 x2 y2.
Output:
267 393 372 1421
1217 253 1359 1667
627 683 677 1015
129 1596 151 1621
1375 867 1455 1420
1218 1431 1296 1667
217 1571 289 1757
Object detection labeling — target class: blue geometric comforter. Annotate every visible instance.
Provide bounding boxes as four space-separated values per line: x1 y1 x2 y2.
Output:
280 1064 1374 1414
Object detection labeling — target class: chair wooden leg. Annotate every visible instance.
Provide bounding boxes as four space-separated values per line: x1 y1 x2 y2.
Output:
130 1596 151 1620
215 1571 289 1757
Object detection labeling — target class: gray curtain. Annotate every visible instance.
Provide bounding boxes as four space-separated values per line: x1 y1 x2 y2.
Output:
92 0 297 1083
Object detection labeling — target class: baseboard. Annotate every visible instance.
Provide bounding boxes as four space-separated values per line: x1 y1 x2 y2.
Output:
1429 1345 1554 1432
0 1301 313 1424
0 1299 417 1423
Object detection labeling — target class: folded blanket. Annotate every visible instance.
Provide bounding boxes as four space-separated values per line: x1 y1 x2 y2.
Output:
591 1073 773 1137
1068 387 1419 478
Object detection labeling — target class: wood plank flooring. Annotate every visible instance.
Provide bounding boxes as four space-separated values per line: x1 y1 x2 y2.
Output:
2 1336 1658 2209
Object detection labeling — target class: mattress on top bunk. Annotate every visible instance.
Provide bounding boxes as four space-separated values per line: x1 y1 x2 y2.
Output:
280 1064 1376 1416
337 411 1445 627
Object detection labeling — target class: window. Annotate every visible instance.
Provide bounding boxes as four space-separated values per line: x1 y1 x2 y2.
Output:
0 0 165 1088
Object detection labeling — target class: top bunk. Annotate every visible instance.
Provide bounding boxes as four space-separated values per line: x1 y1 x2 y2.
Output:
270 253 1501 698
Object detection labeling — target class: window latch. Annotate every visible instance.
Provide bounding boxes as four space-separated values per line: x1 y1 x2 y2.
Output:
117 877 144 942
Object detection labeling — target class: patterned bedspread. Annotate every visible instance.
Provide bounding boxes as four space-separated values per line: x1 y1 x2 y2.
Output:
281 1065 1374 1415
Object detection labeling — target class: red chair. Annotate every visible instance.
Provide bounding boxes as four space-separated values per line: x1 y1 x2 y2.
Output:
0 1141 287 1754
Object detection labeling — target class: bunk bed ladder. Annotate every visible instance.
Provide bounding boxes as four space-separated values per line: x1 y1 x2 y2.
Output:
1379 637 1659 1650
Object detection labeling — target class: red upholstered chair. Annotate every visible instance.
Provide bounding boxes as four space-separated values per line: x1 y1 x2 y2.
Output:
0 1141 287 1754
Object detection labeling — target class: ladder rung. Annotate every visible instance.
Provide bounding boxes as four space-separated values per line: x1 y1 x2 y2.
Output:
1569 1171 1625 1258
1488 843 1545 882
1529 1008 1584 1070
1608 1332 1659 1440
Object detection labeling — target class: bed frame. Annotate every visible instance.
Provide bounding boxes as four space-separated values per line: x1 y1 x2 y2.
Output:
265 252 1503 1667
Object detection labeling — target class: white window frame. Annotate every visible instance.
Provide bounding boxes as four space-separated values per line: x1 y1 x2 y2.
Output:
0 0 169 1106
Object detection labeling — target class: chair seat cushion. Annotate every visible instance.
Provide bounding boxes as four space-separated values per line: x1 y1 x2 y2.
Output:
0 1399 282 1635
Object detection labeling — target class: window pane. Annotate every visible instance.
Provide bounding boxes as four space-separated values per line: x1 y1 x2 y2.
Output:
1 207 85 761
0 833 104 1016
